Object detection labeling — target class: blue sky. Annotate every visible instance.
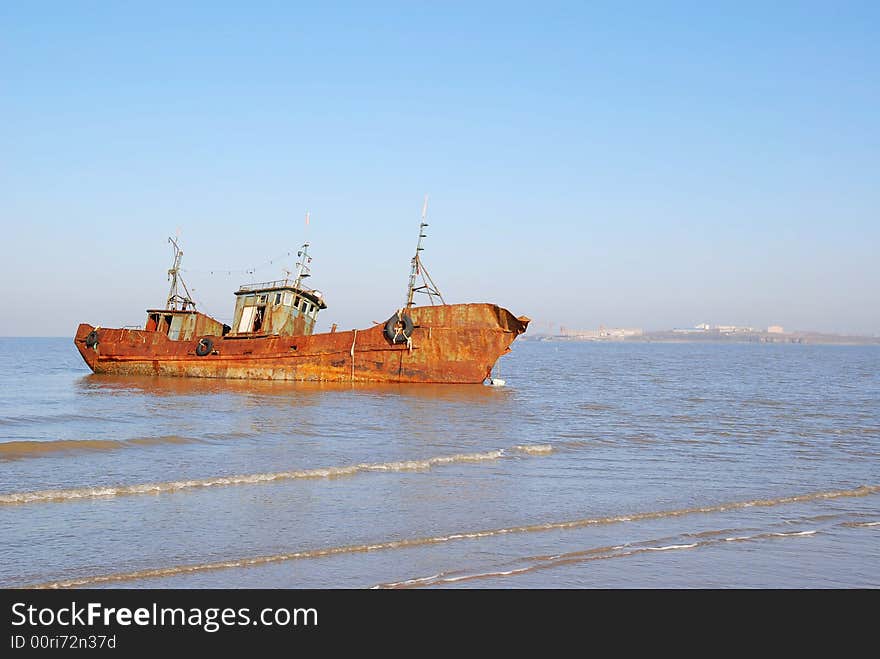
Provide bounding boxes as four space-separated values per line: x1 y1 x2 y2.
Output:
2 1 877 335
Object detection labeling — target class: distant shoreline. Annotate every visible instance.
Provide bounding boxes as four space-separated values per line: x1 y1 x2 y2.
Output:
524 332 880 346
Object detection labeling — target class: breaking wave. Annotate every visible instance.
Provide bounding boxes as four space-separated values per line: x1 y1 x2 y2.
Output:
28 484 879 589
512 444 553 455
376 524 835 588
374 541 695 588
0 446 550 506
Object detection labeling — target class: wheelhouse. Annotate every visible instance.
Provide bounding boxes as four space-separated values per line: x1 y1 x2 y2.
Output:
230 282 327 337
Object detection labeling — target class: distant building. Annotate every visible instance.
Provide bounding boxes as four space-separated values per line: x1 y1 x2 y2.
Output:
599 327 643 338
717 325 754 333
558 326 642 340
559 327 599 339
675 323 754 334
767 325 785 334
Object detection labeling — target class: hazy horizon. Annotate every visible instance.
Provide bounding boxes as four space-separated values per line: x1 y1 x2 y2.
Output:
2 3 878 337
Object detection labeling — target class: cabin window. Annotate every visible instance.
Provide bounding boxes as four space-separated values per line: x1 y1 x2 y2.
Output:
259 294 268 304
274 293 282 305
283 292 293 306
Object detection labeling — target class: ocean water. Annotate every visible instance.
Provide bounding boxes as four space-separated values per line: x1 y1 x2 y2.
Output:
0 337 878 588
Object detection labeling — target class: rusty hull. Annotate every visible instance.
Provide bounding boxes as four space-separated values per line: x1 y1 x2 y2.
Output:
74 303 530 384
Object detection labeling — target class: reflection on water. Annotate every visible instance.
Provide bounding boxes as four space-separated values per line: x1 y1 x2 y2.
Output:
76 374 512 404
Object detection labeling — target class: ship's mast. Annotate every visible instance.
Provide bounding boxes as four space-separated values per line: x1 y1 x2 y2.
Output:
166 236 196 311
293 242 312 290
289 210 314 290
405 195 445 308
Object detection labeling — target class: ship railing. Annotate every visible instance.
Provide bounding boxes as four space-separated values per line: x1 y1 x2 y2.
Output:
237 279 310 292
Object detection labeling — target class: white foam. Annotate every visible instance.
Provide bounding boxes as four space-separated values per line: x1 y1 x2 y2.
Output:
512 444 554 455
372 573 444 588
416 566 532 586
645 543 698 551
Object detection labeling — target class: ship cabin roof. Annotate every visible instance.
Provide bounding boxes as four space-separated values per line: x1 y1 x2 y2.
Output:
234 280 327 310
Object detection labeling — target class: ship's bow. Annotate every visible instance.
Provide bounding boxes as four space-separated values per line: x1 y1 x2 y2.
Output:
402 303 529 383
74 323 100 373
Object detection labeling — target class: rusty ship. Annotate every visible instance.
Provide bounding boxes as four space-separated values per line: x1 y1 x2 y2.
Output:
74 211 529 384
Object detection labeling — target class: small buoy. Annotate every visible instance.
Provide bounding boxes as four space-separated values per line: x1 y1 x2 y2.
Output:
488 378 506 387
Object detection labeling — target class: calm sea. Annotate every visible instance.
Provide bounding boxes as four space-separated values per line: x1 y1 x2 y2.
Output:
1 337 878 588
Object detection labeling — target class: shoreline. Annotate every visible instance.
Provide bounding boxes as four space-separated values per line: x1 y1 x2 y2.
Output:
524 333 880 346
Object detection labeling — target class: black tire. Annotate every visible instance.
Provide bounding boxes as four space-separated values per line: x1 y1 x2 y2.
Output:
384 312 414 344
84 330 99 349
196 337 214 356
